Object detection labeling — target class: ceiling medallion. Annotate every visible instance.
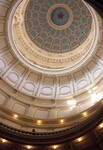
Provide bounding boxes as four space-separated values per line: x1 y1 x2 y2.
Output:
47 4 73 30
57 11 65 19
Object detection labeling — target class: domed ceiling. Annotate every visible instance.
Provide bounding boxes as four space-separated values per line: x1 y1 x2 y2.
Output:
0 0 103 134
25 0 92 53
9 0 95 71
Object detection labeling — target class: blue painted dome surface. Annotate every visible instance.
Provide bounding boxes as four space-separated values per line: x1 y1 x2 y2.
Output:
51 7 69 26
25 0 92 53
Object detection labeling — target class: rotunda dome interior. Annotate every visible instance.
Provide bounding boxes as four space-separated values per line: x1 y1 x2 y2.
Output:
0 0 103 150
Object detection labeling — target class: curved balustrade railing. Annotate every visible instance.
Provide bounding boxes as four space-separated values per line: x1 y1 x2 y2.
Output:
0 102 103 145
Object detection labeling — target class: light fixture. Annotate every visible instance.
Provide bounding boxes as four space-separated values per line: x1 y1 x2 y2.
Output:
67 99 76 109
83 112 88 117
1 139 6 143
97 93 102 101
87 85 102 105
91 93 97 101
27 145 31 149
99 123 103 128
91 92 102 105
77 138 82 142
91 93 97 105
53 145 57 149
37 120 42 124
13 114 18 119
60 119 64 123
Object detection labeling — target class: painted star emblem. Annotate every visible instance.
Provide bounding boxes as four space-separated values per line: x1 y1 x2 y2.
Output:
57 11 64 19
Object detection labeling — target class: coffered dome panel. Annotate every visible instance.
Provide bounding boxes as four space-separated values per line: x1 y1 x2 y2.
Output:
25 0 92 53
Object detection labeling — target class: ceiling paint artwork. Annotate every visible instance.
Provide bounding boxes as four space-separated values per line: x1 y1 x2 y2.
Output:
25 0 92 53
